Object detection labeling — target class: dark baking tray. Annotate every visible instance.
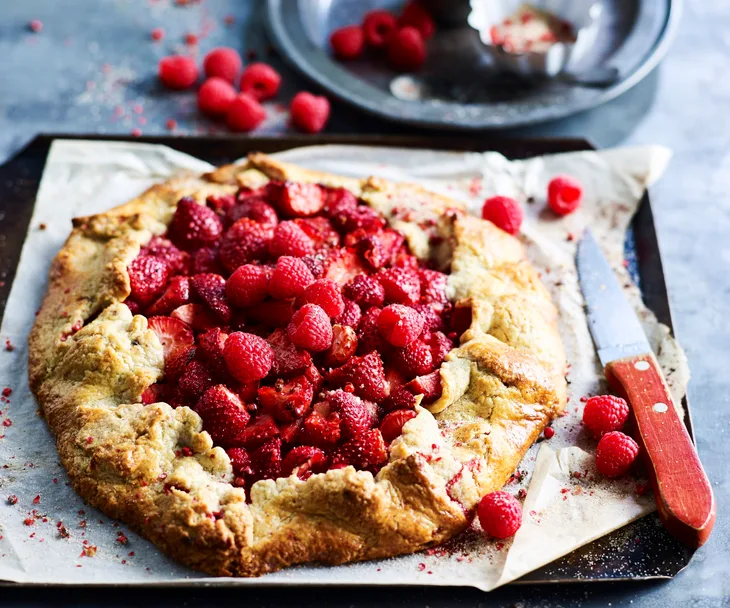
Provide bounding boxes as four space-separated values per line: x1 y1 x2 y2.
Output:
0 134 694 593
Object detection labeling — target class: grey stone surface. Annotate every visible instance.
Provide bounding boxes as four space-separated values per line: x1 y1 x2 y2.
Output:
0 0 728 606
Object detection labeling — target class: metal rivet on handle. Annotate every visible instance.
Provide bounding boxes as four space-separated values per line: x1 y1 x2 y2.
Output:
653 402 668 413
634 361 650 371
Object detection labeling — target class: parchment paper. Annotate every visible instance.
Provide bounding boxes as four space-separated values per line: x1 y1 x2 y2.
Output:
0 140 684 590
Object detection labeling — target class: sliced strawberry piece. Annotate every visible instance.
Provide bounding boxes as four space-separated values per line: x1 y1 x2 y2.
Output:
279 418 303 444
171 303 219 332
324 247 367 287
197 327 229 378
192 247 224 275
405 370 442 402
356 306 389 355
419 269 448 309
294 217 341 249
227 447 253 487
331 428 388 473
376 267 420 305
232 414 279 448
267 328 312 377
147 316 194 359
333 205 385 233
179 360 216 400
206 193 236 216
380 409 418 442
191 273 231 322
327 352 388 402
351 229 404 270
226 197 278 229
281 446 327 480
393 339 434 377
382 386 417 412
128 254 170 307
326 389 376 439
235 380 259 404
248 437 282 483
141 384 172 405
165 345 196 381
323 187 358 217
169 197 223 252
147 276 191 316
195 384 250 446
265 181 325 218
247 299 295 327
219 218 273 273
426 331 453 367
323 324 358 368
299 409 341 449
258 375 314 422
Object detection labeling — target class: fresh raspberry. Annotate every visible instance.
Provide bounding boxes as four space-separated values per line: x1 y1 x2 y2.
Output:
147 316 194 361
326 389 376 439
400 2 436 40
330 25 365 60
394 339 434 377
387 27 426 72
148 276 191 316
376 267 421 305
226 264 269 308
287 304 333 352
331 428 388 472
281 446 328 480
197 77 237 117
163 345 196 381
202 47 242 83
411 303 444 333
267 328 312 377
169 197 223 252
195 385 250 446
296 279 345 318
158 55 198 90
478 491 522 539
248 437 282 483
128 255 169 306
356 306 389 354
223 332 274 382
258 374 314 422
232 414 279 448
269 220 315 258
294 217 341 249
362 10 398 49
229 195 278 228
170 303 218 332
197 327 229 378
190 273 231 322
227 447 253 486
344 274 385 309
333 205 385 233
547 175 583 216
328 352 388 402
265 181 325 218
383 386 417 412
269 256 315 299
299 405 342 448
323 187 359 217
192 247 223 275
582 395 630 439
179 360 216 401
141 236 189 275
247 299 295 327
151 27 165 41
404 370 442 402
141 384 171 405
377 304 424 347
595 431 639 478
419 269 448 308
324 324 358 367
239 62 281 101
226 93 266 132
333 298 362 329
481 196 523 235
219 218 273 273
380 409 418 442
290 92 331 134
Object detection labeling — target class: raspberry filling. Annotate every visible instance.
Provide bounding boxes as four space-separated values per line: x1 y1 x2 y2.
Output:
127 182 462 490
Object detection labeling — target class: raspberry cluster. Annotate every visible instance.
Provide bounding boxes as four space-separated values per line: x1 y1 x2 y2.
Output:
130 182 462 491
329 2 435 72
158 48 330 134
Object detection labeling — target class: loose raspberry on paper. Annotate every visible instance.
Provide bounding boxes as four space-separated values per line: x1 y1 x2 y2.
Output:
547 175 583 216
481 195 523 236
582 395 629 439
478 491 522 539
595 431 639 478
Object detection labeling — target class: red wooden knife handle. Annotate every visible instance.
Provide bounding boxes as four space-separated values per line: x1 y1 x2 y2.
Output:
605 354 715 548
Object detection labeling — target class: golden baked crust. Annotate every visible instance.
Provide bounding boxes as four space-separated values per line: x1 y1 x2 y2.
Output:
28 153 567 576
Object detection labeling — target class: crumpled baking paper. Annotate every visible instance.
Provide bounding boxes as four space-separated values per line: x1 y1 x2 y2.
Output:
0 140 682 589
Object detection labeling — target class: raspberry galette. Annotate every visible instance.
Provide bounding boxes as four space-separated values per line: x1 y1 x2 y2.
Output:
29 153 566 576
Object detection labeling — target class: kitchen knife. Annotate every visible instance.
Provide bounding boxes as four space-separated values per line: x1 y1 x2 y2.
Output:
576 230 715 548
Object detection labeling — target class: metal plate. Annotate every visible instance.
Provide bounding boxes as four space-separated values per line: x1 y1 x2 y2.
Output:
0 134 693 591
265 0 681 129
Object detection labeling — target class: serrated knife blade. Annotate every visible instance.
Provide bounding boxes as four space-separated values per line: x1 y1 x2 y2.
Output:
576 229 652 366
